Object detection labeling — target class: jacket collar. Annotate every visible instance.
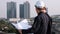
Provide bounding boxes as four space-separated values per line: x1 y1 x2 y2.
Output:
38 12 43 15
38 12 47 15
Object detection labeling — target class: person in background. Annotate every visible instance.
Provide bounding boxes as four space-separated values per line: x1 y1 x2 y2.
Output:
19 0 52 34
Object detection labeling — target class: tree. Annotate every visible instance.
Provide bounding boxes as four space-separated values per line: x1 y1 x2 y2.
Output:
0 19 18 34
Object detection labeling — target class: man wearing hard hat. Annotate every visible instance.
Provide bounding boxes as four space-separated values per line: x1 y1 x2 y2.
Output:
22 1 52 34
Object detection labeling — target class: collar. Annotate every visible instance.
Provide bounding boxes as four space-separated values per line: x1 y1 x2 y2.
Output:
38 12 47 15
38 12 43 15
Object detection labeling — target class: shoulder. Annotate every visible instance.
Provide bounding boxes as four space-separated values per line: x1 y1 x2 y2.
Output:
38 13 50 20
38 13 45 18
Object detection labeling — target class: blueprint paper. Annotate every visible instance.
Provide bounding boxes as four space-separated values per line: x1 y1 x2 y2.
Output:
11 19 32 29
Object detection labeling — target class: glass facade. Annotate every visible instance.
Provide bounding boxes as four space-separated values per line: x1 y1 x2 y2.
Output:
20 4 24 18
7 2 16 19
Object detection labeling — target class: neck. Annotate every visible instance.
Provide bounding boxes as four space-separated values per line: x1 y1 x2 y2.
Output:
38 11 46 14
41 10 47 13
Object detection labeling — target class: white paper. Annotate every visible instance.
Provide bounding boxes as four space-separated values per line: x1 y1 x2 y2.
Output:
11 19 32 30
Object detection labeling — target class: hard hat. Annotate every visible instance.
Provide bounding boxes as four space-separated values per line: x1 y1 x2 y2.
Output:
35 0 46 8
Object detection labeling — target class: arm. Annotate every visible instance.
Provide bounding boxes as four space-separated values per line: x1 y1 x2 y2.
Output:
26 16 42 33
18 30 22 34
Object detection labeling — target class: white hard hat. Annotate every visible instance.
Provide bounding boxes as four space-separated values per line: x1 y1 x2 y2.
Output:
35 0 46 8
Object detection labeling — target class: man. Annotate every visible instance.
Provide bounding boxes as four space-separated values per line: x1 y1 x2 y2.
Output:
22 1 52 34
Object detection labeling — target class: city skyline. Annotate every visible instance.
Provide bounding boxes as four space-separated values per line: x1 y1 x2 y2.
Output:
7 1 30 19
0 0 60 18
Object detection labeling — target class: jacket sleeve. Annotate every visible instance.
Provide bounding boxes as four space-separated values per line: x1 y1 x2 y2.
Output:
26 16 42 33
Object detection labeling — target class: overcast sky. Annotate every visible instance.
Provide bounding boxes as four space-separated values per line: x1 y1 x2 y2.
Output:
0 0 60 18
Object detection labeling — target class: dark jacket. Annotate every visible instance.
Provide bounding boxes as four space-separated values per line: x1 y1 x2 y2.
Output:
24 12 52 34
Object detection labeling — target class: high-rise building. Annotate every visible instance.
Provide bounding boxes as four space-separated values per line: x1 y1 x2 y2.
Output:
19 4 24 18
7 1 16 19
19 1 30 19
24 1 30 18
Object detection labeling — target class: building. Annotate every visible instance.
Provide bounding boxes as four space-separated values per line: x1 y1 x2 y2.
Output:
24 1 30 18
19 4 24 18
19 1 30 19
7 1 16 19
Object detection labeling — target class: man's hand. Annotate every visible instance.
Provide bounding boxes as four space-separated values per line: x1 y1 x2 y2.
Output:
18 30 22 34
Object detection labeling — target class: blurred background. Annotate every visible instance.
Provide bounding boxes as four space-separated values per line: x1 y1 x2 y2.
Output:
0 0 60 34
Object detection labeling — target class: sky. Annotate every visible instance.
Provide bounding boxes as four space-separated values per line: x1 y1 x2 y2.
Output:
0 0 60 18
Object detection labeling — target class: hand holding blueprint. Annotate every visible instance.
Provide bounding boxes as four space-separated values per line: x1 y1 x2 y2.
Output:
11 19 32 30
